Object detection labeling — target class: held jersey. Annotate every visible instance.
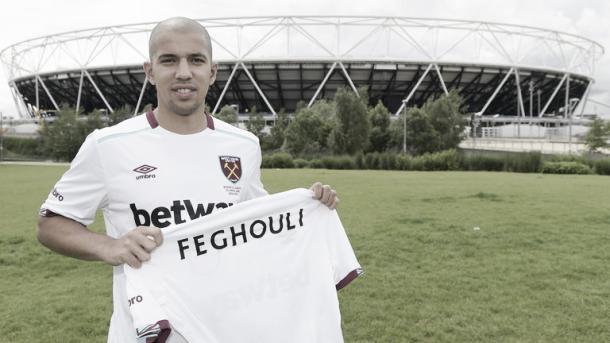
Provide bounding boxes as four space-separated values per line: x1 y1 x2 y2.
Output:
124 188 363 343
39 112 268 343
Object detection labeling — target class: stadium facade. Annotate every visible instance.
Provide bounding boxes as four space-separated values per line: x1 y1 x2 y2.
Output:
0 16 604 121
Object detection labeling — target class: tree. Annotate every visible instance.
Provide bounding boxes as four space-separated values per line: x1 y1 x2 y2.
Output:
264 109 290 151
39 106 105 161
585 118 610 152
390 90 466 155
216 105 238 124
310 100 336 150
330 87 370 154
367 101 391 152
284 107 325 155
424 90 466 151
390 107 441 155
108 105 133 126
245 106 265 140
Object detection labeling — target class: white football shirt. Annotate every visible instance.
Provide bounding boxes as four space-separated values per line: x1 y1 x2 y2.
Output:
40 112 268 343
124 188 362 343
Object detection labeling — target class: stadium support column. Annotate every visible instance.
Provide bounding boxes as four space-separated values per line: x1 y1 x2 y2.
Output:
433 64 449 96
134 78 148 116
394 63 433 116
309 62 338 108
76 70 85 113
577 80 593 118
539 74 568 117
478 68 514 116
35 76 39 111
84 70 114 113
514 69 525 138
239 62 277 117
339 62 359 96
35 76 59 111
9 82 30 118
212 63 240 115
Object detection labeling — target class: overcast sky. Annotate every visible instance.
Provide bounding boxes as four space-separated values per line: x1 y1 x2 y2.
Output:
1 0 608 118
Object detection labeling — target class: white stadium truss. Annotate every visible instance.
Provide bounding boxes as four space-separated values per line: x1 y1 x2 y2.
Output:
0 16 604 118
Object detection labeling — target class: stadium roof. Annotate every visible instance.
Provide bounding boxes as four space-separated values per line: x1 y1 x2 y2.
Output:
0 16 604 118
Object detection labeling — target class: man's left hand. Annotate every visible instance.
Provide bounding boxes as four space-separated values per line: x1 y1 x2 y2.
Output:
310 182 339 210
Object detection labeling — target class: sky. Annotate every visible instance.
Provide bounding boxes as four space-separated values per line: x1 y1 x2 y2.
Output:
0 0 609 118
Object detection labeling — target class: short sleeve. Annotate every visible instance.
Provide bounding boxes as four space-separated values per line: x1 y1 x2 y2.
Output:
125 267 172 343
39 130 108 226
324 210 363 291
238 144 268 202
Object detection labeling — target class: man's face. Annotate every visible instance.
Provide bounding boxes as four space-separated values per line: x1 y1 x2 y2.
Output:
144 29 217 117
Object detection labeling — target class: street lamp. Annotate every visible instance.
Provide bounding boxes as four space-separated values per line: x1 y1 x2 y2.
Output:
0 111 3 162
402 99 407 154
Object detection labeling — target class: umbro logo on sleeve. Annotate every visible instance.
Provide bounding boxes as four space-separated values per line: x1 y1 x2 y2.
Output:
133 164 157 180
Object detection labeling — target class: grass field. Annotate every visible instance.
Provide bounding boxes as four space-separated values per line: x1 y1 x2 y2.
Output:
1 164 610 342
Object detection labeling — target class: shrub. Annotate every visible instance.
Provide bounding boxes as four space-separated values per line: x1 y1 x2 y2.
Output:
412 149 460 171
293 158 309 168
396 155 412 170
505 151 542 173
541 161 593 175
354 152 365 169
321 155 356 170
2 136 43 157
266 152 294 168
309 159 325 169
461 154 505 171
593 159 610 175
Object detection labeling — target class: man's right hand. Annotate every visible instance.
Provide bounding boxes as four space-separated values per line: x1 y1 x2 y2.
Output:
102 227 164 268
37 215 164 269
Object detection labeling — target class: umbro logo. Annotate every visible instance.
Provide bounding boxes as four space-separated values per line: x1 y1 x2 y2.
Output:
133 165 157 174
134 165 157 180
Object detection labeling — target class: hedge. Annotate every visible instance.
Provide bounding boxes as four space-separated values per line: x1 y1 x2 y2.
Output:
261 150 610 175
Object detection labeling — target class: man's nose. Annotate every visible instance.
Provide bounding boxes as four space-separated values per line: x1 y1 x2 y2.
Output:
175 58 192 79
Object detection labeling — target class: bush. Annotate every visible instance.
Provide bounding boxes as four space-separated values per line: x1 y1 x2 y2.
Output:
309 159 325 169
293 158 309 168
263 152 294 168
396 155 412 170
505 152 542 173
321 155 356 170
541 161 593 175
593 159 610 175
460 154 505 171
354 152 365 169
411 150 460 171
2 136 43 157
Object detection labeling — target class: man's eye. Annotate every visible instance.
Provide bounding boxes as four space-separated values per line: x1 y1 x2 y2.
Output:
160 58 174 64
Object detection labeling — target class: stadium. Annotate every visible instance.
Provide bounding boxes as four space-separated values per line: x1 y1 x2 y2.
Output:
0 16 605 143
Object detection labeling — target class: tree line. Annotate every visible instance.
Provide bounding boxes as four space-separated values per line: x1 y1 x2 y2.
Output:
217 87 467 157
32 87 467 161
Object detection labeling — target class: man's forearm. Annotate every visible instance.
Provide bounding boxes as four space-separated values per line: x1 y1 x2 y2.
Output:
37 215 114 263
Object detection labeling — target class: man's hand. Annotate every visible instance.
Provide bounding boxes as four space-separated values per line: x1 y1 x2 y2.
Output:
310 182 339 210
38 215 164 268
101 227 163 268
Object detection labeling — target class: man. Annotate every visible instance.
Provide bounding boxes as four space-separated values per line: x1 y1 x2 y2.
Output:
37 17 338 342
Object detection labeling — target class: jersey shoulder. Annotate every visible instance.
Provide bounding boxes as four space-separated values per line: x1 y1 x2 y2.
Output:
91 114 152 144
211 117 260 146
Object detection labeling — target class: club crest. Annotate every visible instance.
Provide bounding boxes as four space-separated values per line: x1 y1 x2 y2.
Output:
219 156 242 183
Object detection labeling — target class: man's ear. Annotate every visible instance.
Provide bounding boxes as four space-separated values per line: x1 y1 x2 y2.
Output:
144 62 155 85
209 63 218 85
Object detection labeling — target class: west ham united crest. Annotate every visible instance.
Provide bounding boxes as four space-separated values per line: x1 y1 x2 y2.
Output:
219 156 242 183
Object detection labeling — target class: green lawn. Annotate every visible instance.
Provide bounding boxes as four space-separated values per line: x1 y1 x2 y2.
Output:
1 164 610 342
